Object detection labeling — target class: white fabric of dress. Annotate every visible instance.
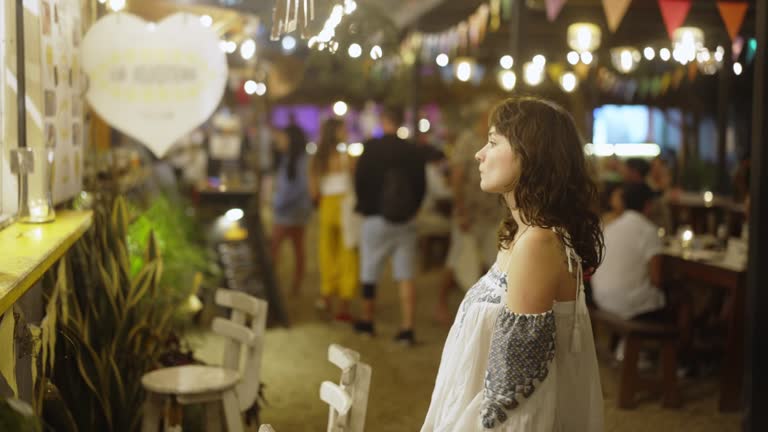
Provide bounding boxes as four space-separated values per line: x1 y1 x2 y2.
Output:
421 244 604 431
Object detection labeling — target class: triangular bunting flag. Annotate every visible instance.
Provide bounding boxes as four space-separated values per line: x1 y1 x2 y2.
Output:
546 0 567 22
658 0 692 40
717 2 749 42
602 0 632 33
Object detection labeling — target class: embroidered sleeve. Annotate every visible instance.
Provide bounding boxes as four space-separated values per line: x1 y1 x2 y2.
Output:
481 309 556 429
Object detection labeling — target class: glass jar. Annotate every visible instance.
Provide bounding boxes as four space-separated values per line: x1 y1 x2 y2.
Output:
9 146 56 223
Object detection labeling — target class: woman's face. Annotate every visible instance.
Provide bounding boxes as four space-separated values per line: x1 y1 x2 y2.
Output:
475 126 521 193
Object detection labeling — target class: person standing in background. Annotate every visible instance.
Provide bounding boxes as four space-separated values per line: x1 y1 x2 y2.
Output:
436 113 504 325
354 107 443 345
271 116 312 295
309 118 359 323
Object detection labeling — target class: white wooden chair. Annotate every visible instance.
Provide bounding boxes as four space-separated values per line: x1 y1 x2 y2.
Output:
320 344 372 432
141 289 267 432
259 344 371 432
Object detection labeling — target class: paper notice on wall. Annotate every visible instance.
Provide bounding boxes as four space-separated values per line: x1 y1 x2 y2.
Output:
39 0 83 204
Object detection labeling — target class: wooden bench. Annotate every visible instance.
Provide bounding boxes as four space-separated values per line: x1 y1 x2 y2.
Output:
589 307 682 409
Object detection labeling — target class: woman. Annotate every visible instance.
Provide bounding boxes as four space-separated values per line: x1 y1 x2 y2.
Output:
271 121 312 294
309 118 359 322
422 97 605 431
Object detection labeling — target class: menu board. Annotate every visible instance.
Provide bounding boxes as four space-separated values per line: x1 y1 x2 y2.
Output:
39 0 83 204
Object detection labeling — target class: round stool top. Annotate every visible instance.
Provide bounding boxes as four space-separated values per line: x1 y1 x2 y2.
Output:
141 365 240 395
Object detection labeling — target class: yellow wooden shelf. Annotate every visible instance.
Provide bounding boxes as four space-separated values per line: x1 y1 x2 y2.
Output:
0 210 93 315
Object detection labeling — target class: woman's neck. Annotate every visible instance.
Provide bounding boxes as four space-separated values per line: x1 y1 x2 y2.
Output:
505 193 527 229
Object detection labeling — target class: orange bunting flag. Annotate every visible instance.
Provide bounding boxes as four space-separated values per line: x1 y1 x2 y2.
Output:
602 0 633 33
717 1 749 42
658 0 692 40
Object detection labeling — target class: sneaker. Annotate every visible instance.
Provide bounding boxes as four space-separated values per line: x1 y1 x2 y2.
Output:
394 329 416 347
353 321 375 336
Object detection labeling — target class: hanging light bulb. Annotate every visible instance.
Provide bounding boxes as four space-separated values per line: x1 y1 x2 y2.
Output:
497 70 516 91
436 53 450 67
499 55 514 69
455 58 474 82
560 72 578 92
567 51 580 65
333 101 348 116
580 51 594 65
567 23 601 53
348 43 362 58
610 46 641 74
108 0 126 11
282 35 297 53
733 62 743 75
240 39 256 60
523 61 544 86
659 47 672 61
643 47 655 60
244 80 258 95
370 45 383 60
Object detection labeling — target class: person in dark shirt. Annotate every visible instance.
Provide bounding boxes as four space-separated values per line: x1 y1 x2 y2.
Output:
353 107 443 345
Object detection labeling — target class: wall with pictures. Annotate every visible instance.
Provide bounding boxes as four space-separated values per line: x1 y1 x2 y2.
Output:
0 0 86 223
39 0 84 204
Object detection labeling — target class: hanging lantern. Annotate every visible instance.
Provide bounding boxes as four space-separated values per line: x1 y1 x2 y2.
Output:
672 26 704 65
567 23 601 53
610 46 641 74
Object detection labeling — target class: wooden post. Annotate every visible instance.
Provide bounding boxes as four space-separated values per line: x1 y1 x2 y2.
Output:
716 50 731 193
744 0 767 429
15 0 26 148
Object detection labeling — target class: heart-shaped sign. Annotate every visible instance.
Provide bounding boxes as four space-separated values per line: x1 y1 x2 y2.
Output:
82 13 227 157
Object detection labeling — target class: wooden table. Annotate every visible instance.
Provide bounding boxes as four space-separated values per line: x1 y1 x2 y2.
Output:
661 245 747 411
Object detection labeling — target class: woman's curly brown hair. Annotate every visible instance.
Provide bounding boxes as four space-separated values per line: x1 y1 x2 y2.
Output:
490 96 604 272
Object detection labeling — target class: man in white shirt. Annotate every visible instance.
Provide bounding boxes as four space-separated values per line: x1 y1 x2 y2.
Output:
592 183 666 320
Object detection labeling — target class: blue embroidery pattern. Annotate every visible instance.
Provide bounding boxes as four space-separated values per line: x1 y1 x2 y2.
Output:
459 265 506 325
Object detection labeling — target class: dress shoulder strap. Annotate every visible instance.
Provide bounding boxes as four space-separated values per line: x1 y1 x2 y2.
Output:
553 228 586 353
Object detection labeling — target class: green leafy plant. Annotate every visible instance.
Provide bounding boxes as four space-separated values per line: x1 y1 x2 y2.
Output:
48 197 182 432
0 398 41 432
127 193 219 325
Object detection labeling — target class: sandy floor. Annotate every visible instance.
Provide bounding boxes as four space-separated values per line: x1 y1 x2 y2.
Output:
188 217 742 432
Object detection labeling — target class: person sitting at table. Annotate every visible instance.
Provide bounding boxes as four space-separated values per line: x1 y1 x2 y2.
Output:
599 181 625 226
594 183 695 365
592 182 666 321
622 158 651 184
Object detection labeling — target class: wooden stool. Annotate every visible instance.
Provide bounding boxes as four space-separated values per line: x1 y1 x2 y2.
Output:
589 307 682 409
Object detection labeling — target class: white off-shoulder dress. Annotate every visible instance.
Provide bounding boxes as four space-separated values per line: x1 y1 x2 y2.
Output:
421 243 604 431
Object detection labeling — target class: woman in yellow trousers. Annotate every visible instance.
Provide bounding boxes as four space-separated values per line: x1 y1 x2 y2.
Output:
310 118 359 322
